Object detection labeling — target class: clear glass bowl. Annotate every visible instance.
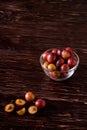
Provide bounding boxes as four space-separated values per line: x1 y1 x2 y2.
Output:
40 48 79 81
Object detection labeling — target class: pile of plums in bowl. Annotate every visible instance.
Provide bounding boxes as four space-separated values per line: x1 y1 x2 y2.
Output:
40 47 79 81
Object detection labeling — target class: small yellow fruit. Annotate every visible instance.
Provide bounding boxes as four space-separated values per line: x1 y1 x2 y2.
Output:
43 61 49 69
48 64 56 71
15 99 26 106
16 107 26 116
5 103 15 113
28 105 38 115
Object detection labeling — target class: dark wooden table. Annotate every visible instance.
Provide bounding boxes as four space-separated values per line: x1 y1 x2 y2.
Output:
0 0 87 130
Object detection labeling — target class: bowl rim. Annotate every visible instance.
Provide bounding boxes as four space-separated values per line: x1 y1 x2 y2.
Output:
40 48 80 73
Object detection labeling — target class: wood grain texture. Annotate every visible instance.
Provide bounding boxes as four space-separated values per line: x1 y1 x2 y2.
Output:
0 0 87 129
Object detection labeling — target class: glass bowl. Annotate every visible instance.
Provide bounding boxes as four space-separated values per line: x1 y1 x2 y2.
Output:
40 48 79 81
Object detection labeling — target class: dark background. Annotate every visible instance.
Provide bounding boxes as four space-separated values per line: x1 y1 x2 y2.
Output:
0 0 87 129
